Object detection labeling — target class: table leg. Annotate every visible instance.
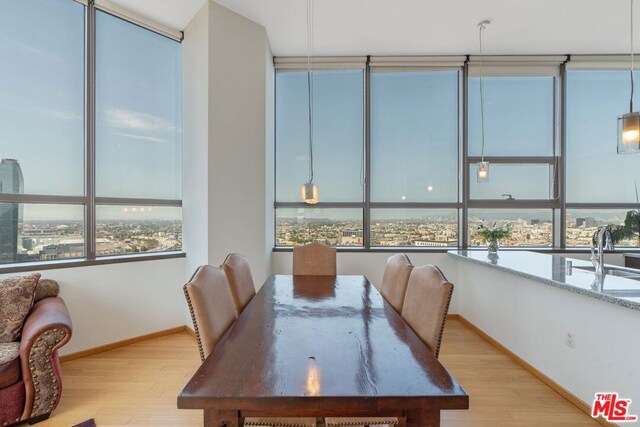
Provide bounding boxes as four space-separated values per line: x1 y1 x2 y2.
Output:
406 409 440 427
204 410 241 427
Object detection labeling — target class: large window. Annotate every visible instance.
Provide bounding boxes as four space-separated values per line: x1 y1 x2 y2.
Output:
466 72 558 248
273 57 571 250
275 65 364 246
566 69 640 247
95 10 182 256
274 56 640 251
370 68 460 247
0 0 182 266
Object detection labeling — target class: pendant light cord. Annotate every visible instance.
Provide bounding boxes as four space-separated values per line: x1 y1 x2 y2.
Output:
307 0 314 183
479 22 486 162
631 0 635 112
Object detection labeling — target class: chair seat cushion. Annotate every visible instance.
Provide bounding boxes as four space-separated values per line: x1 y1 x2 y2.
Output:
0 342 21 388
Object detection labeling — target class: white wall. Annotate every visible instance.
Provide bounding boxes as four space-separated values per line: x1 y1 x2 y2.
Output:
0 258 186 356
264 40 275 289
453 255 640 409
207 1 271 284
182 0 211 281
182 0 273 323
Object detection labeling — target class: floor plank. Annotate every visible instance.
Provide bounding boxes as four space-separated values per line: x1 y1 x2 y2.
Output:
38 319 598 426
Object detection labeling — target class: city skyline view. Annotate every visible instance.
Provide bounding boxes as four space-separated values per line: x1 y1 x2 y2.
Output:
275 208 640 248
0 157 182 264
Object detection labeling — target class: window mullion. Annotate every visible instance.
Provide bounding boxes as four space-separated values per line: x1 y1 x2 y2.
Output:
461 61 470 249
364 57 372 250
86 0 97 261
558 64 568 249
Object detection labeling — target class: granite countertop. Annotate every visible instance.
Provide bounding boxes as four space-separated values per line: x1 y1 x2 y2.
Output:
448 250 640 311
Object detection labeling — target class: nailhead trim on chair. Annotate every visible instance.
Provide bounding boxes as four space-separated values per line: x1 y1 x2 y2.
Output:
28 328 68 418
183 283 205 362
433 267 454 359
325 419 399 427
244 420 317 427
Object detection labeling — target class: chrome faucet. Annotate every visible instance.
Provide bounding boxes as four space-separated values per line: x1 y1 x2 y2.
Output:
591 225 614 276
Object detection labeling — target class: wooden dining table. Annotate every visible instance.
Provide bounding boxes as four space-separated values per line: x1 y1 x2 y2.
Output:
178 275 469 427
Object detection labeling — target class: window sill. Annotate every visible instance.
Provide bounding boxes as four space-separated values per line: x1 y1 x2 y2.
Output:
0 252 186 274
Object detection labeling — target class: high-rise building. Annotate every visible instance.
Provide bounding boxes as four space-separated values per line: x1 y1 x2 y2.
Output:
0 159 24 263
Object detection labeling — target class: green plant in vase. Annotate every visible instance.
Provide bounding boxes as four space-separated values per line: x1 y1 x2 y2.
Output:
624 209 640 247
476 223 511 254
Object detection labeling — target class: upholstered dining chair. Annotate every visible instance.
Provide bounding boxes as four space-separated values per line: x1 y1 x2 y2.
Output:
292 243 337 275
222 253 256 316
401 264 454 358
326 265 454 427
183 265 237 362
379 253 414 313
184 266 316 427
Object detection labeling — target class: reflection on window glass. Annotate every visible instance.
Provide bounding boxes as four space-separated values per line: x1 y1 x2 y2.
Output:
276 70 364 202
96 206 182 256
276 208 363 247
0 0 85 196
0 203 84 264
468 77 554 157
370 71 458 202
566 209 640 248
469 163 553 200
566 71 640 203
370 209 458 247
468 209 553 247
96 11 182 199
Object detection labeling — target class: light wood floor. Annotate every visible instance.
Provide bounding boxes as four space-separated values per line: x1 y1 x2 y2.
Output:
40 319 598 427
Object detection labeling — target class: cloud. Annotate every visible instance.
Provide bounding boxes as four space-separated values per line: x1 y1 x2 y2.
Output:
115 133 167 144
104 108 175 132
0 36 61 63
42 109 83 121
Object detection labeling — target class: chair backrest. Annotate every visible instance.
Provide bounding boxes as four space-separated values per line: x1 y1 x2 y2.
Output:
380 253 414 313
292 243 337 275
183 265 237 362
401 265 454 359
222 253 256 316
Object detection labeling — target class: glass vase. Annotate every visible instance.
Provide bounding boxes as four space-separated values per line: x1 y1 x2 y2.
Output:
487 239 499 254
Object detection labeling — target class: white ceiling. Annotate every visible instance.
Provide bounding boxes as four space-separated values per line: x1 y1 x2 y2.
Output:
110 0 639 57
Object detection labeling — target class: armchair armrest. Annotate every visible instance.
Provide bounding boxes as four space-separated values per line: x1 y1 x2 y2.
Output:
19 297 72 421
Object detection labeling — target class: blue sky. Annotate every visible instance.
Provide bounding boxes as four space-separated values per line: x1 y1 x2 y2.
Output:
3 1 640 223
0 0 181 221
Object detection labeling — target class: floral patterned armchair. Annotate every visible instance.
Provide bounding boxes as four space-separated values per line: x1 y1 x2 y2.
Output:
0 275 72 426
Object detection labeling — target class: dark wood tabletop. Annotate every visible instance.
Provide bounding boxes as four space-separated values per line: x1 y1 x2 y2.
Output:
178 275 468 427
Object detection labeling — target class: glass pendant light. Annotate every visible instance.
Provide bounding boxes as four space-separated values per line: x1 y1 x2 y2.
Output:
618 0 640 154
302 0 319 204
477 20 490 182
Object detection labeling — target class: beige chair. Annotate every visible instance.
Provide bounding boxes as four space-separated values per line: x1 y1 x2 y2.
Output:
379 253 413 313
401 265 454 358
326 265 453 427
293 243 337 275
183 265 237 362
222 253 256 316
184 266 316 427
